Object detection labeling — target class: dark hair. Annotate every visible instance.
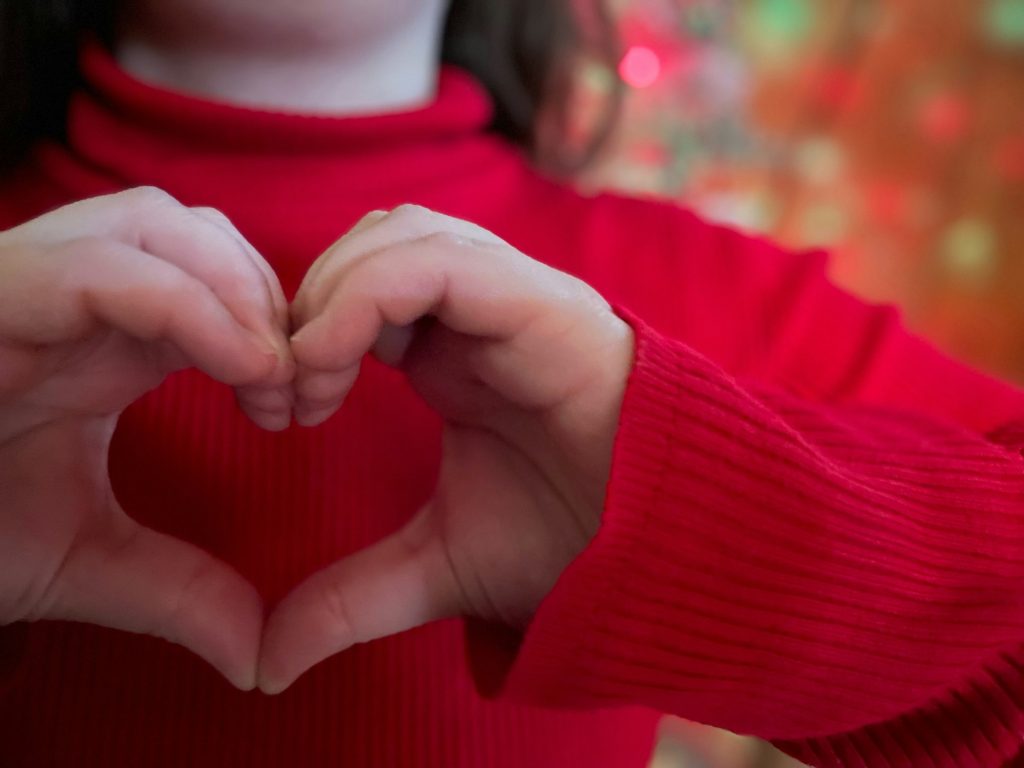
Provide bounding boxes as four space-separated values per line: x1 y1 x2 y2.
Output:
0 0 620 172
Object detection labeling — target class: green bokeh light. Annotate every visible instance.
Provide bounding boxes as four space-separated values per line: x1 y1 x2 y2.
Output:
750 0 814 41
740 0 816 66
986 0 1024 46
942 218 999 287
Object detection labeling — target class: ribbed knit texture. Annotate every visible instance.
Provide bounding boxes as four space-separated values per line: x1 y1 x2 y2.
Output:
1 39 1023 767
494 312 1024 767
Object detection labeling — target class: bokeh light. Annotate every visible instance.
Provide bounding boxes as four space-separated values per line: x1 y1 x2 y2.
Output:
584 0 1024 394
619 45 663 88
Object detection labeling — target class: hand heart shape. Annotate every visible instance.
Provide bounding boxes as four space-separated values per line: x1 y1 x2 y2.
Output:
0 189 634 695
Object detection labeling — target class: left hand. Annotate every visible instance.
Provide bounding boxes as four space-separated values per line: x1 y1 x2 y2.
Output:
258 205 634 693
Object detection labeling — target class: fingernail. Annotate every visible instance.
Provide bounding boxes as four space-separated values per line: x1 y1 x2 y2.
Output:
261 334 293 371
256 665 288 696
373 323 415 367
227 667 258 693
294 403 333 428
257 409 292 432
260 679 287 696
289 327 308 347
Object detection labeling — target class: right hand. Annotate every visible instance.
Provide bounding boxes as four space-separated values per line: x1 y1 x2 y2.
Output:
0 188 294 690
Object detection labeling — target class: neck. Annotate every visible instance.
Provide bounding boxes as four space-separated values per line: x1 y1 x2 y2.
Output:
115 9 445 116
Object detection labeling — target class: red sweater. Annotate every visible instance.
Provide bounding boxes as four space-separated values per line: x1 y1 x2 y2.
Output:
2 42 1024 768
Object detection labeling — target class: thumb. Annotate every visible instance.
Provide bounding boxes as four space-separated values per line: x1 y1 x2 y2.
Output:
257 507 463 694
36 512 263 691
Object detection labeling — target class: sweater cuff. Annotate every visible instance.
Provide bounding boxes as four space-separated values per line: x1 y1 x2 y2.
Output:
464 308 685 707
468 307 1024 739
494 309 682 700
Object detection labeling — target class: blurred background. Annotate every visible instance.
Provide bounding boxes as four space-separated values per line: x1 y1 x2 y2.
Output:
576 0 1024 765
582 0 1024 389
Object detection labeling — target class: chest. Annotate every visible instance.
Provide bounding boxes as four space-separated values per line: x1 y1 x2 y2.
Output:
107 358 442 602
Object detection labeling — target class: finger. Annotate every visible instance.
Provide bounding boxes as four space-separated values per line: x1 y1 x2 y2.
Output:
232 381 295 432
292 205 506 330
257 508 463 694
0 240 285 399
293 209 388 314
184 207 296 429
294 234 545 360
189 206 291 333
34 513 263 691
372 322 416 367
289 364 361 427
130 200 289 357
21 188 289 357
288 234 552 424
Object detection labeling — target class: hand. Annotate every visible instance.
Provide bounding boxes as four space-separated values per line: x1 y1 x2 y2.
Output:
258 204 634 693
0 188 293 690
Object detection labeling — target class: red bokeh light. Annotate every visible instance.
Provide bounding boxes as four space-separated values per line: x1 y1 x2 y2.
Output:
619 46 662 89
919 92 971 144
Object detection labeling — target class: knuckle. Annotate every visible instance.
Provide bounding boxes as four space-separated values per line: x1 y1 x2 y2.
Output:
120 185 177 211
420 230 469 251
318 575 357 644
158 556 218 642
192 206 233 226
59 235 112 261
358 209 388 224
390 203 432 222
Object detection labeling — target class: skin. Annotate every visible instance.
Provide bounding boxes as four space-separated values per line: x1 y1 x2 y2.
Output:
0 188 294 690
0 3 636 693
118 0 450 114
260 206 634 692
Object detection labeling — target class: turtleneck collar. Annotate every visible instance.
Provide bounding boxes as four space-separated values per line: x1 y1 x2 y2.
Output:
34 39 530 296
76 37 495 155
55 38 520 205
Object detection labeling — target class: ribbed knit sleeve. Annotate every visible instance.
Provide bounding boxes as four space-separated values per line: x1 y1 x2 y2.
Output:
478 312 1024 767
